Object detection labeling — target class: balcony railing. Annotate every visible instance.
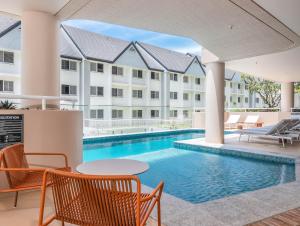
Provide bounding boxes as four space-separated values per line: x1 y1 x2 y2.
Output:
0 94 77 110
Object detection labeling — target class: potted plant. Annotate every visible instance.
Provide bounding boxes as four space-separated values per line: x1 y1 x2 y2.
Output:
0 100 16 109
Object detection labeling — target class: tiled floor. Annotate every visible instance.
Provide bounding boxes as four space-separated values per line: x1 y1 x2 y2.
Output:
2 133 300 226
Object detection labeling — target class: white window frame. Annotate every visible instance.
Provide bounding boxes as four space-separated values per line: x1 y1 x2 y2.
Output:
112 66 123 76
112 109 123 119
0 80 14 92
0 50 14 64
132 69 143 79
150 91 159 99
132 110 143 118
61 59 77 71
150 110 159 118
132 90 143 98
170 92 178 100
112 88 123 97
90 109 104 119
183 76 189 83
61 84 77 95
90 86 104 96
151 71 160 80
90 62 104 73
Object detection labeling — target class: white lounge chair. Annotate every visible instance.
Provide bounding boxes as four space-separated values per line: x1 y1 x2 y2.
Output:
242 115 260 128
239 119 300 147
225 115 240 129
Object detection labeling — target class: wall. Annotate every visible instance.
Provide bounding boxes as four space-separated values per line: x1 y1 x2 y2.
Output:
193 111 291 128
0 110 83 189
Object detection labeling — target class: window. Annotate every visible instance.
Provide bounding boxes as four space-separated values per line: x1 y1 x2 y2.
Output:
132 90 143 98
195 78 201 85
245 85 249 90
245 97 249 103
183 76 189 83
0 80 13 92
183 110 189 118
169 110 178 118
151 71 159 80
61 84 77 95
238 97 241 103
183 93 189 100
230 83 233 88
112 66 123 76
112 110 123 119
170 92 178 100
150 110 159 118
90 86 104 96
90 62 104 72
132 69 143 78
230 96 233 102
195 94 201 101
170 73 178 81
150 91 159 99
112 88 123 97
256 97 260 104
0 50 14 64
61 59 77 71
132 110 143 118
238 84 241 89
90 109 104 119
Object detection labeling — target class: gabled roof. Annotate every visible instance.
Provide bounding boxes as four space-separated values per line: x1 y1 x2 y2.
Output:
136 42 194 73
225 69 243 82
0 22 20 50
62 25 130 63
60 32 82 60
134 43 164 72
0 16 18 37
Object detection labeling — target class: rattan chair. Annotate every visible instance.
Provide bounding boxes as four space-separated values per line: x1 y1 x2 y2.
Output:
0 143 70 207
39 169 164 226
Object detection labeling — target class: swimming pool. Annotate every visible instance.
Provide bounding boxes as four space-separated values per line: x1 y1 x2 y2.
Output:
83 130 295 204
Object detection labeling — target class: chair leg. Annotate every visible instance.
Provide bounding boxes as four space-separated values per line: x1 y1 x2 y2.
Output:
14 192 18 207
157 200 161 226
61 221 65 226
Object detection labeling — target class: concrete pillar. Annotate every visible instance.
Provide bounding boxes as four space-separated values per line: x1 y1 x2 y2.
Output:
21 11 60 107
281 82 294 112
205 62 225 144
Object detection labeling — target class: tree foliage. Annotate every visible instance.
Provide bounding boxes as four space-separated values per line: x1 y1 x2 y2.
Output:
241 74 280 108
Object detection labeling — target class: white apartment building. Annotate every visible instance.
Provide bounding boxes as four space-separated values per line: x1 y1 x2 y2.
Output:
0 17 265 125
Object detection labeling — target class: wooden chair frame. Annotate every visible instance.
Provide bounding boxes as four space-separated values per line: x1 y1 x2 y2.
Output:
39 169 164 226
0 143 70 207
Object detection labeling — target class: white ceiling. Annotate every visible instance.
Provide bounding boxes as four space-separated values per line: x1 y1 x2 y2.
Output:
226 0 300 82
1 0 300 82
0 0 70 16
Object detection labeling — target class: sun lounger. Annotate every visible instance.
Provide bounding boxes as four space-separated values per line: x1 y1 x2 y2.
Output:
239 119 300 147
241 115 260 128
225 115 240 129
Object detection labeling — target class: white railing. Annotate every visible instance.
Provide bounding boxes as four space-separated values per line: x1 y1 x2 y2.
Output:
85 118 192 129
0 94 77 110
225 107 280 112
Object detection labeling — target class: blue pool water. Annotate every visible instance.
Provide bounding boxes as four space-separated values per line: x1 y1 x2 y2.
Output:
83 131 295 204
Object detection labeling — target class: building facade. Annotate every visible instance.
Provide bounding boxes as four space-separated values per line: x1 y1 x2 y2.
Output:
0 19 265 126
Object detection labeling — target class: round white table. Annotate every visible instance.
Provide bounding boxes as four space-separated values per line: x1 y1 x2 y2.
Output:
76 159 149 175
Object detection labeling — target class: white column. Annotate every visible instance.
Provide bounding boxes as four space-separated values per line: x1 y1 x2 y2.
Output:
161 71 170 119
205 62 225 144
82 60 91 118
21 11 60 107
281 82 294 112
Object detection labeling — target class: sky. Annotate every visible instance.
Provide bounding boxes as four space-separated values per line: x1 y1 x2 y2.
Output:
63 20 202 55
